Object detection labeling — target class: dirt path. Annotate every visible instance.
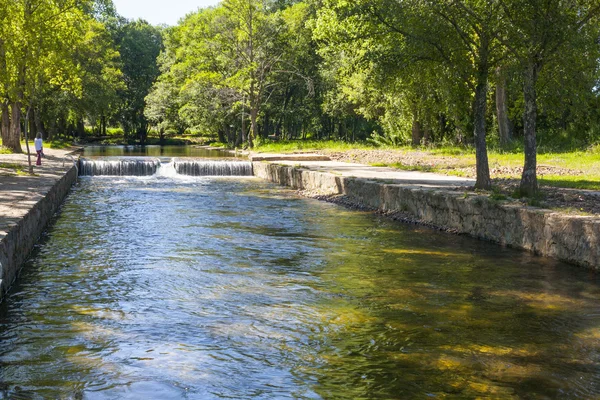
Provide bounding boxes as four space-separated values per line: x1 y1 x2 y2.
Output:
0 148 79 236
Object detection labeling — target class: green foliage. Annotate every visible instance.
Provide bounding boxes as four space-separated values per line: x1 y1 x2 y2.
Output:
115 20 162 141
0 0 599 170
106 127 124 136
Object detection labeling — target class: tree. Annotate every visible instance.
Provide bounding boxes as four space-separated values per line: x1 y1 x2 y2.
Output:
74 19 124 137
0 0 96 153
115 20 162 143
313 0 507 189
218 0 287 147
500 0 600 196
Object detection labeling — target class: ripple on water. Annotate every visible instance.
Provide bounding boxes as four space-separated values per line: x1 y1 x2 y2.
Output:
0 177 598 399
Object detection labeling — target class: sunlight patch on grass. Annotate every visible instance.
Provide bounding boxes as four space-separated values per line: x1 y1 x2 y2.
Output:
0 162 30 176
255 140 375 153
46 140 73 149
540 175 600 190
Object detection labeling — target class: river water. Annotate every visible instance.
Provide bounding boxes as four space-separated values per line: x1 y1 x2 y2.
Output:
0 175 598 399
82 145 240 158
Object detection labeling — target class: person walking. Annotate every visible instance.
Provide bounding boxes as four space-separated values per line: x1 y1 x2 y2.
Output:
34 133 44 166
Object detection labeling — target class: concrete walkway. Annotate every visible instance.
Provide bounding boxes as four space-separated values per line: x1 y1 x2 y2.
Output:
0 148 78 238
251 153 474 189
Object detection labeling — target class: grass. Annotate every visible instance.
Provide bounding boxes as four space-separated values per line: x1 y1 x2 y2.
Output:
254 140 376 153
0 162 27 175
251 140 600 191
377 147 600 191
539 176 600 191
372 162 438 173
0 139 73 150
46 139 73 149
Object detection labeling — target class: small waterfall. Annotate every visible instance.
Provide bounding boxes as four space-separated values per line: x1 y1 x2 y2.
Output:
78 158 254 177
155 160 178 178
79 158 161 176
174 160 253 176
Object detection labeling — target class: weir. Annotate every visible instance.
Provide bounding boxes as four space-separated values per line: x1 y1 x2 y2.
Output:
174 160 253 176
78 158 253 177
79 158 161 176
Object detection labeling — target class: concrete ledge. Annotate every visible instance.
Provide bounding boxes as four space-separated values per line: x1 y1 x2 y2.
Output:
253 162 600 270
0 165 78 299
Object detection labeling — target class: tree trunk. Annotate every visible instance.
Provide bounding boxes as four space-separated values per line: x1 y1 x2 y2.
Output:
29 112 36 140
8 102 23 153
101 115 107 137
76 118 85 138
423 126 432 144
472 42 491 190
33 108 46 139
1 101 10 147
23 108 33 174
438 113 447 142
249 107 258 148
411 118 422 146
239 106 246 147
519 62 539 197
496 67 512 148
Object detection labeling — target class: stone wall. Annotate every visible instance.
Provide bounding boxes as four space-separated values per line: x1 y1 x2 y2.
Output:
0 166 78 299
254 162 600 270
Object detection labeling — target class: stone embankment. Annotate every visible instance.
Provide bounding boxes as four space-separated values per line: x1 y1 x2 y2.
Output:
0 149 79 300
253 161 600 271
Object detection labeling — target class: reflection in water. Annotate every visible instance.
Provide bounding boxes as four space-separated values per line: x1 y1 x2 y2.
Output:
0 176 598 399
82 145 239 158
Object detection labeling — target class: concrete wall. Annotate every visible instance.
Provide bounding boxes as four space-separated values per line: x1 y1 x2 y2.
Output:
254 162 600 270
0 166 78 299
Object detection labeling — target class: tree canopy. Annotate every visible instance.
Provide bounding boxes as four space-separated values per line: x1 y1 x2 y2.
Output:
2 0 600 194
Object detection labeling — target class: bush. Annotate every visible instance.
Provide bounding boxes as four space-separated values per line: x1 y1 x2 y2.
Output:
106 127 124 136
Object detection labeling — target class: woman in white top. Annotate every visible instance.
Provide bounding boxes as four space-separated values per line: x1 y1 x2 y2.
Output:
34 133 43 166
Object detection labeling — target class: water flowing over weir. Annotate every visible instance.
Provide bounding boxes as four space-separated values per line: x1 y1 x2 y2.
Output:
174 159 253 176
78 157 253 177
79 158 161 176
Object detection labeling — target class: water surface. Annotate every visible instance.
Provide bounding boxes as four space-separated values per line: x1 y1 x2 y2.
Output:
0 176 598 399
82 145 238 158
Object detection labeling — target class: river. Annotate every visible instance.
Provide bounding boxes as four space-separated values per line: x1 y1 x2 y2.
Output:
0 175 598 399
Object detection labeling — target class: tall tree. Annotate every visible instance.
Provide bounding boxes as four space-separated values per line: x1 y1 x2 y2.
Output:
116 20 162 143
314 0 506 189
219 0 287 147
0 0 93 153
500 0 600 196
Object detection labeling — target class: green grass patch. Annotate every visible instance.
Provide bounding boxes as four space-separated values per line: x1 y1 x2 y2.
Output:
46 139 73 149
539 175 600 191
0 146 13 154
254 140 375 153
371 162 438 173
0 162 27 175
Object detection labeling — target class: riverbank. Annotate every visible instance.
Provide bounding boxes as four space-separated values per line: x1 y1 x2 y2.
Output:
0 148 79 300
247 146 600 215
253 160 600 270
